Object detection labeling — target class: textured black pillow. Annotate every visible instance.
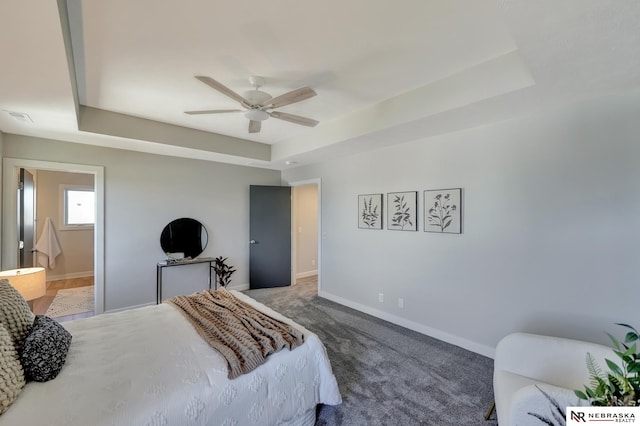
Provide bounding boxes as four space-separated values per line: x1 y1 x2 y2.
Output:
20 315 72 382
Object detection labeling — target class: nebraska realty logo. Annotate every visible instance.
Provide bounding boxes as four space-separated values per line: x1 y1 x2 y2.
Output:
567 407 639 423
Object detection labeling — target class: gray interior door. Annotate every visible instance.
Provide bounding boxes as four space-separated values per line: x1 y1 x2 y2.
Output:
249 185 291 289
18 168 35 268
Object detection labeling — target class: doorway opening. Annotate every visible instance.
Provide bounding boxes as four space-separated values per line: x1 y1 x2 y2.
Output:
31 170 95 319
2 158 105 316
290 179 321 293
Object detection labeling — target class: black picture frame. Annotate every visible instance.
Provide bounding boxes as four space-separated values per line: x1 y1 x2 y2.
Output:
424 188 462 234
387 191 418 231
358 193 383 229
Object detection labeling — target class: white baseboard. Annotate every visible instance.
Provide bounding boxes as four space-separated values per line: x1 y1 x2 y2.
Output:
296 269 318 279
46 271 94 282
318 290 496 359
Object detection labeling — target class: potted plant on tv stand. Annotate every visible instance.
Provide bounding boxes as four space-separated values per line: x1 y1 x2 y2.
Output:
213 256 236 288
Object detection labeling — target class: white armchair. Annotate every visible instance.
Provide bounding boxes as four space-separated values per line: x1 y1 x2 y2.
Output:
492 332 614 425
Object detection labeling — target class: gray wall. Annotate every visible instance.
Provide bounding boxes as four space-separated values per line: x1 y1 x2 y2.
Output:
3 135 280 311
283 92 640 356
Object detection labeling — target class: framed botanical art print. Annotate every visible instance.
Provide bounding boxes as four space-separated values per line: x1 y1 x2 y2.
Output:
358 193 383 229
387 191 417 231
424 188 462 234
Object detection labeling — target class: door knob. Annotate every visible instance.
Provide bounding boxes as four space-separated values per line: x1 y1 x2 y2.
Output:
249 240 257 244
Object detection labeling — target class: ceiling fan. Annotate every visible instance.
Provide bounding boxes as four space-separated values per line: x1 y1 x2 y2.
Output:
185 75 319 134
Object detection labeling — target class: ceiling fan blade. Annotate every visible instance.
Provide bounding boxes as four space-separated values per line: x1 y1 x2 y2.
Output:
195 76 249 106
248 120 262 133
269 111 319 127
264 87 317 109
184 109 242 115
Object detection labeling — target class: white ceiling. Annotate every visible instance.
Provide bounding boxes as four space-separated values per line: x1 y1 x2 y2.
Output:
1 0 639 170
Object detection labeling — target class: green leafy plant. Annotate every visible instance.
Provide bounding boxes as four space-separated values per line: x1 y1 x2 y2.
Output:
213 256 236 287
575 323 640 407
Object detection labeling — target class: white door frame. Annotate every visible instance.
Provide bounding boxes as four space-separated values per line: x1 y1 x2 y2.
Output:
2 158 105 314
288 178 321 292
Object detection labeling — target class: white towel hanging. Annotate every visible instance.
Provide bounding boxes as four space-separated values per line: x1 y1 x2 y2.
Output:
35 217 62 269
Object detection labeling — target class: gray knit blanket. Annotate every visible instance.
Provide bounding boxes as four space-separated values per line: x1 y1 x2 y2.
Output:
166 287 304 379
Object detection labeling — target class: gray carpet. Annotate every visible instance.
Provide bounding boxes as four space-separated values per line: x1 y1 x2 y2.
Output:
243 279 497 426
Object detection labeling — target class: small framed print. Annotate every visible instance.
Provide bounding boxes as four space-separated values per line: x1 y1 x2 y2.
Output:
358 193 383 229
424 188 462 234
387 191 417 231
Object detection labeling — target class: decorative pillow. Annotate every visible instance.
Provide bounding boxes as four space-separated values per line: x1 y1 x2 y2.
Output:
0 279 35 351
0 322 25 415
508 383 588 426
20 315 72 382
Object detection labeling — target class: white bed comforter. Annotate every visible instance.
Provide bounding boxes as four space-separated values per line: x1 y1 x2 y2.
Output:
1 291 341 426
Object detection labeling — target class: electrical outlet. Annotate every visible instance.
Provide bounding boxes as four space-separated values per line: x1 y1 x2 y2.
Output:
311 259 316 266
398 298 405 309
378 293 384 303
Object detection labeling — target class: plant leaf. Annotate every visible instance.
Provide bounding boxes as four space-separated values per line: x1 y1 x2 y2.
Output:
624 343 637 358
616 323 638 331
626 332 640 343
606 358 624 376
575 390 588 400
627 361 640 374
607 332 622 351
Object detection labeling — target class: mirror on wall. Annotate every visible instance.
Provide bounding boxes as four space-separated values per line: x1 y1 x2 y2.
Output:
160 218 208 259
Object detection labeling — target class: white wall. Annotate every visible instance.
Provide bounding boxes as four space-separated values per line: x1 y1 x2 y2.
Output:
283 92 640 356
2 135 280 311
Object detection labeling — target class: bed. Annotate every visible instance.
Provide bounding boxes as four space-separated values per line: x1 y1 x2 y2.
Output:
0 289 341 426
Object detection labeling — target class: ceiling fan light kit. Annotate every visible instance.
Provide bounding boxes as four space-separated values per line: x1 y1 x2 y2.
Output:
186 75 319 133
244 109 269 121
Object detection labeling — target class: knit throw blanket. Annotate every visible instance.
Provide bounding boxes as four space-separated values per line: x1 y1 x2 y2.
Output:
166 288 304 379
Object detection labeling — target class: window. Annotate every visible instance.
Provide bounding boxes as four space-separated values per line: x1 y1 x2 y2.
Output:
61 186 94 229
